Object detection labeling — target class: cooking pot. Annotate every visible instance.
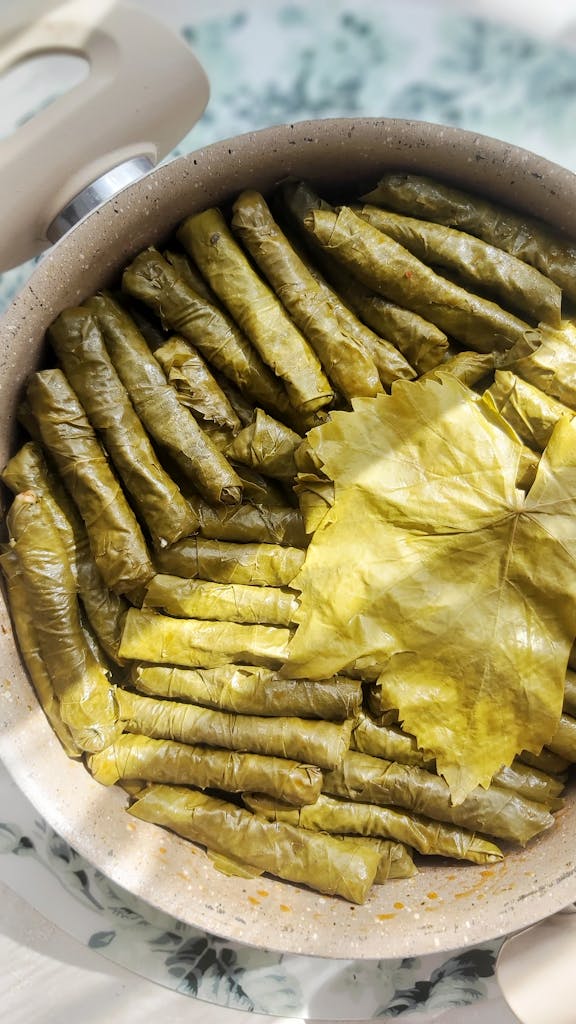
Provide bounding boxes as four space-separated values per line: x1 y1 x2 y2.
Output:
1 1 576 962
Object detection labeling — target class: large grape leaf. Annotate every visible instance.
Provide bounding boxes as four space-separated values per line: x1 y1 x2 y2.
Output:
285 374 576 802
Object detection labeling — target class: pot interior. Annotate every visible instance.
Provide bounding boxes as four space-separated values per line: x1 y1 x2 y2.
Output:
1 117 575 959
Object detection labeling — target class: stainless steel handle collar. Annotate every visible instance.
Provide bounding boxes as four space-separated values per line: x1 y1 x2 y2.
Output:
47 156 154 242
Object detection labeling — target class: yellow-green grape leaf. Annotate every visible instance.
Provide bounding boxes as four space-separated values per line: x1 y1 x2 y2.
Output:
285 374 576 802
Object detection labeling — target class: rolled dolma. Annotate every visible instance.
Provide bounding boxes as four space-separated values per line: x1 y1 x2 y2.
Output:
132 663 362 720
121 299 167 351
292 439 335 535
244 792 503 865
547 714 576 763
154 536 304 587
1 442 128 662
485 370 574 451
354 205 562 327
491 760 565 808
163 248 217 303
177 208 334 413
276 180 418 386
519 748 570 776
231 189 382 400
121 247 296 425
364 691 400 727
6 491 120 752
225 408 302 481
212 370 256 427
0 547 80 758
143 574 299 626
361 172 576 303
2 442 80 583
119 607 292 668
373 840 417 880
116 688 353 770
128 784 381 903
422 350 496 387
506 322 576 411
230 465 289 508
293 473 335 536
187 494 307 547
48 308 198 548
304 206 534 353
322 750 553 844
26 370 154 594
88 733 323 805
564 669 576 717
154 336 242 433
85 293 243 506
314 258 449 375
351 714 561 806
351 714 435 767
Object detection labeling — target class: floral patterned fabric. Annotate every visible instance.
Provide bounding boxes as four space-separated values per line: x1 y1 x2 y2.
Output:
1 0 574 1017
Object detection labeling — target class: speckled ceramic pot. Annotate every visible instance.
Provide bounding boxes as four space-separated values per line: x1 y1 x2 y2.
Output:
2 117 576 960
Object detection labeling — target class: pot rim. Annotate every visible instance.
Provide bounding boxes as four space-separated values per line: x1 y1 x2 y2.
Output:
2 115 576 960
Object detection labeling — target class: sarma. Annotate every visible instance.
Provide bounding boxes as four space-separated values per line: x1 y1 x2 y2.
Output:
26 369 153 594
1 441 128 663
373 841 417 880
154 336 242 433
244 792 503 864
548 714 576 763
6 491 120 752
277 180 418 386
564 669 576 717
304 206 535 353
519 748 570 776
422 350 496 387
506 321 576 412
85 293 243 505
132 663 362 719
122 247 297 424
88 733 323 805
486 370 574 451
163 248 216 302
143 573 299 626
187 494 307 547
361 172 576 302
231 189 382 400
177 208 334 413
292 438 335 535
491 760 565 808
225 408 302 481
315 259 449 375
322 750 553 844
116 688 353 770
48 307 197 547
0 547 80 757
351 713 435 767
119 607 292 668
354 204 562 326
128 784 381 903
154 535 305 587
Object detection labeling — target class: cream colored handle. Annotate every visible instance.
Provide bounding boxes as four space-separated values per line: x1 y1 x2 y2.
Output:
0 0 209 271
496 906 576 1024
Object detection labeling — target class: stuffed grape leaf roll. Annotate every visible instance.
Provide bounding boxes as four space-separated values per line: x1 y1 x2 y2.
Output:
132 663 362 720
26 370 154 594
88 733 323 805
128 784 381 903
6 491 120 752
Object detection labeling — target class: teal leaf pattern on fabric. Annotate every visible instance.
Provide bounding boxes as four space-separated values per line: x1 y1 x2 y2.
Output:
0 1 571 1016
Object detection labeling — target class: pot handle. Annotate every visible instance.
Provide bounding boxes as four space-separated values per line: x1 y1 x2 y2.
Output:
0 0 209 272
496 905 576 1024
